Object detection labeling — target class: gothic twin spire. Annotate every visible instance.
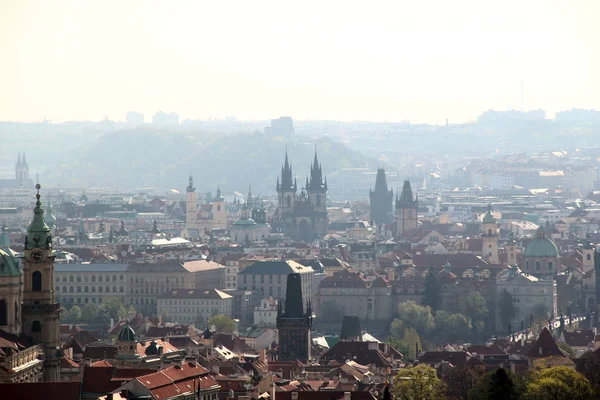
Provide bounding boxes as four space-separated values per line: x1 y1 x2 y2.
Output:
277 147 327 192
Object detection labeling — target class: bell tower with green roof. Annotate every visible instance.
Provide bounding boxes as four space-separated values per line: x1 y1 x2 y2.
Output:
481 205 499 264
22 184 61 381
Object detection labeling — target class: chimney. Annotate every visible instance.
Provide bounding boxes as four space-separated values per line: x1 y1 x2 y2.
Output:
344 392 351 400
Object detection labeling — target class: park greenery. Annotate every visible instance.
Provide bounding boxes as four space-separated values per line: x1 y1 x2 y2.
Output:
208 314 237 333
60 297 134 325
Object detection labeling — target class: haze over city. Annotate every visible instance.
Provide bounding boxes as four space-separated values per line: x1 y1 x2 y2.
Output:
1 0 599 123
2 1 600 399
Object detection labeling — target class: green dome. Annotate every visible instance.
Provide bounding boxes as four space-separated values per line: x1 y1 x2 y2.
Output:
118 322 136 341
233 218 256 226
524 227 559 258
0 248 21 277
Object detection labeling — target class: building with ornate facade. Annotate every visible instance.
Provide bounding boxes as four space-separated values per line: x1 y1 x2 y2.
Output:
522 225 560 277
272 151 328 242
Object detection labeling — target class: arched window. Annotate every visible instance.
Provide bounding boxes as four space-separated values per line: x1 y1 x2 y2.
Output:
120 286 124 293
113 286 117 293
488 229 492 236
105 276 110 283
112 275 117 282
69 275 74 282
99 276 103 282
99 286 103 293
587 254 592 261
548 262 553 271
105 286 110 293
31 321 41 333
84 286 89 293
120 275 124 281
62 276 67 282
91 275 96 282
63 286 67 292
77 287 81 293
69 286 74 293
84 275 89 282
91 286 96 293
32 271 42 291
77 276 81 282
0 299 7 326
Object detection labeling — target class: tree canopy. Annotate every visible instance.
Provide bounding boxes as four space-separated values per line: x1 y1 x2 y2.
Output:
525 366 593 400
392 364 446 400
209 314 237 333
422 269 441 311
498 290 516 331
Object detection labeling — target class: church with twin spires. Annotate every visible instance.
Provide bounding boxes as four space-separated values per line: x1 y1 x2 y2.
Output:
272 150 328 242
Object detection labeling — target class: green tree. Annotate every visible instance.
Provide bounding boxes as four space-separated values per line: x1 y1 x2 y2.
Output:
397 301 435 335
392 364 446 400
461 291 489 321
434 311 471 343
525 366 593 400
100 297 128 321
468 368 518 400
400 328 421 360
69 305 82 322
444 365 485 400
81 303 98 322
209 314 236 333
498 290 516 331
557 342 575 358
390 318 405 337
576 351 600 387
422 268 441 311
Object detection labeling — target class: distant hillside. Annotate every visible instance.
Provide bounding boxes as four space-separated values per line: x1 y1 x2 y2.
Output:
43 129 395 196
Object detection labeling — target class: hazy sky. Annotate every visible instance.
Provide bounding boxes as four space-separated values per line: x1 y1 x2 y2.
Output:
1 0 598 124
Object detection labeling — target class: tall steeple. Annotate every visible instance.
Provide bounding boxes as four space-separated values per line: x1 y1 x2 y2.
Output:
396 180 418 236
22 184 61 381
25 184 51 250
278 149 295 192
309 149 324 191
277 273 312 361
370 168 394 227
187 175 195 192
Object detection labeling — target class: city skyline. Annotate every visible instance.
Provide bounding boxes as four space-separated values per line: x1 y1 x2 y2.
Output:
1 0 598 124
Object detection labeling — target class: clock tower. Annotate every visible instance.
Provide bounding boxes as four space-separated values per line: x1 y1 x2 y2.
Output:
22 184 61 381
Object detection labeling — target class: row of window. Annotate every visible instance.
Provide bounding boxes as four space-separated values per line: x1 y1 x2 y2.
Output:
56 275 124 283
524 261 554 271
57 286 123 293
160 299 227 306
161 307 222 314
242 275 283 284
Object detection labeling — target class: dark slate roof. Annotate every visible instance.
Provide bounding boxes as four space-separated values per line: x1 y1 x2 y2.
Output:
126 262 187 273
320 342 393 368
238 260 308 275
82 344 118 360
283 273 304 318
563 330 595 347
418 351 468 366
527 328 565 358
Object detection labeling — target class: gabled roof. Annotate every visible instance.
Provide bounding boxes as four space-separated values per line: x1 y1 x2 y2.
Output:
527 328 565 358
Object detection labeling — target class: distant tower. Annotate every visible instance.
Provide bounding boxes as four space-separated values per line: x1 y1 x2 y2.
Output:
186 175 197 229
307 149 328 234
277 151 297 214
396 180 418 236
505 229 518 266
15 152 29 183
211 187 226 230
116 322 140 360
22 185 60 381
581 232 595 273
481 205 499 264
277 273 312 362
369 168 393 229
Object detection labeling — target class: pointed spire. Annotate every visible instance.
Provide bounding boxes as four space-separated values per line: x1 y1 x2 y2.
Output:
17 152 21 165
22 152 27 165
187 175 195 192
26 184 51 249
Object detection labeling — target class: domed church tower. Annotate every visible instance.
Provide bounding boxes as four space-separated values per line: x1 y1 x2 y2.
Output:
523 225 560 277
22 184 61 381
